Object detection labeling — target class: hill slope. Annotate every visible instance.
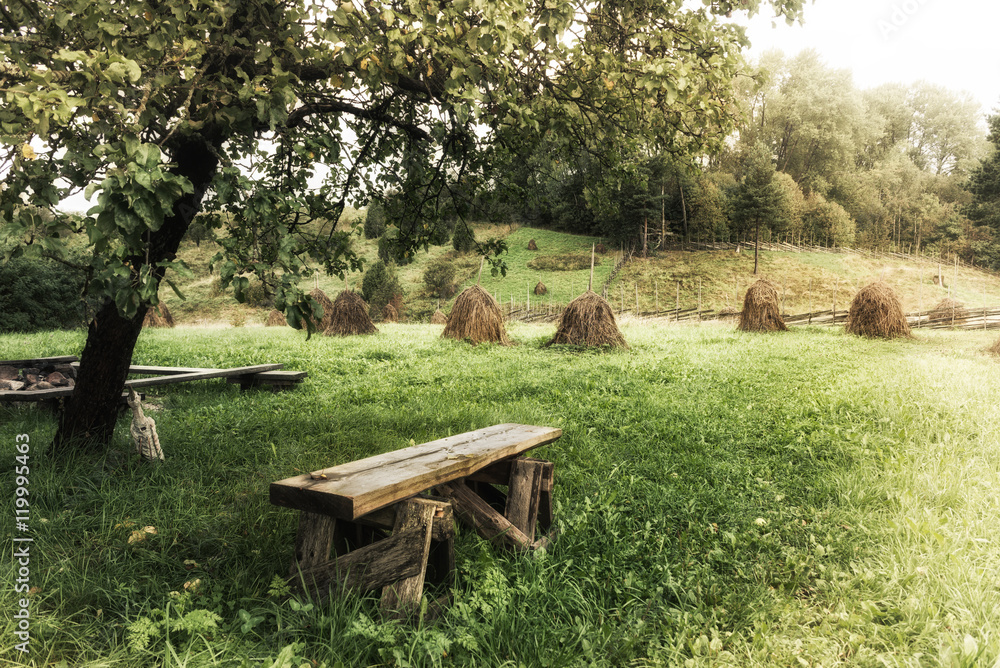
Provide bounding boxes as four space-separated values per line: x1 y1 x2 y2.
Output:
163 226 1000 325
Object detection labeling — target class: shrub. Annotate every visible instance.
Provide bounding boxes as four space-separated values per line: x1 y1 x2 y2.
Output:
422 259 458 298
527 254 601 271
362 260 405 321
377 235 413 266
0 252 90 333
452 222 476 253
364 200 387 240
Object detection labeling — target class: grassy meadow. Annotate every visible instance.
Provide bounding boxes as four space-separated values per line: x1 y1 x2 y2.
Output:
3 321 1000 667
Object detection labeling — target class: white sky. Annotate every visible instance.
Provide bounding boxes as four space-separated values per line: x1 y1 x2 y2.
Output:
740 0 1000 113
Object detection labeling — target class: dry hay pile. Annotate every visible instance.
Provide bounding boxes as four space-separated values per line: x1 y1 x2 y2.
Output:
265 309 286 326
307 288 336 331
987 336 1000 356
382 303 399 323
528 238 538 250
929 298 967 321
845 281 911 339
430 309 448 325
547 290 627 349
143 303 176 328
717 306 739 320
534 281 547 296
595 243 608 254
441 285 510 345
324 289 378 336
737 279 788 333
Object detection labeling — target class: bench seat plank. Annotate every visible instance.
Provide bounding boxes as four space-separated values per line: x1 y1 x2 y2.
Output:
270 423 562 520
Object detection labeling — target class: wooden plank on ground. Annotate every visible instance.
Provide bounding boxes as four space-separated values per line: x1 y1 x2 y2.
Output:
123 364 283 389
0 355 78 367
270 424 562 520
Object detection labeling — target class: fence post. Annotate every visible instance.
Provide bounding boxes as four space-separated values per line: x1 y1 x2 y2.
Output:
833 277 839 324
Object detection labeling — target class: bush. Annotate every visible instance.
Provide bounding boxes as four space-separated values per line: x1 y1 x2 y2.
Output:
423 259 458 298
0 253 90 333
361 260 405 321
377 235 413 266
452 222 476 253
364 200 387 240
527 254 601 271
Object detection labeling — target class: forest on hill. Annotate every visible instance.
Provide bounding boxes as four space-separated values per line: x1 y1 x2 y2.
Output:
467 49 1000 270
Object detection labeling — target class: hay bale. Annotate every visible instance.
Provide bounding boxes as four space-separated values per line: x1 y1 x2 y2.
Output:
441 285 510 345
430 309 448 325
307 288 335 331
534 281 547 296
595 243 607 254
929 298 967 321
324 289 378 336
845 281 911 339
546 290 627 348
143 303 175 328
528 239 538 251
382 303 398 323
265 309 286 326
737 279 788 333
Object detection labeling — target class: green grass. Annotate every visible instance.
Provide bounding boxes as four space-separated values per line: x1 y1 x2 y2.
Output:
3 323 1000 666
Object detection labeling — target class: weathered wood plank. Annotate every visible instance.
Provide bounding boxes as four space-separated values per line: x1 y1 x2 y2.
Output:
122 365 216 375
505 459 544 539
124 364 284 388
0 355 78 367
289 526 428 600
270 424 562 519
352 497 454 542
380 499 435 616
537 462 555 533
288 512 335 578
436 481 534 552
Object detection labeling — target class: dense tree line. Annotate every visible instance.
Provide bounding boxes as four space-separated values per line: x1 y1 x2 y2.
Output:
497 49 1000 268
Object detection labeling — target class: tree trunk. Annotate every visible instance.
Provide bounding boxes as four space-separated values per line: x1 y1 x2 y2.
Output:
52 134 222 454
679 181 688 242
753 219 760 275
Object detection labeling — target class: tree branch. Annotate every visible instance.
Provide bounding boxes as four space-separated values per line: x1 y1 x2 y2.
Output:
286 99 431 141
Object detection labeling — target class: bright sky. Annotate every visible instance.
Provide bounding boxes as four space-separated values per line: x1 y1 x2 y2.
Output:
740 0 1000 114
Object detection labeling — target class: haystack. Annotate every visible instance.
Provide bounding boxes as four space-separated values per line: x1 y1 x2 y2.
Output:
441 285 510 345
845 281 911 339
534 281 547 296
595 243 607 254
737 279 788 333
528 239 538 251
546 290 627 348
717 306 739 320
265 309 286 326
382 303 399 323
143 303 175 328
987 336 1000 356
307 288 335 331
929 298 967 322
323 289 378 336
430 309 448 325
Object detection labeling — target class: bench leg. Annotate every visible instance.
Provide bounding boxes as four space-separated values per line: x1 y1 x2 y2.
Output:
288 511 336 579
505 459 545 539
380 498 436 617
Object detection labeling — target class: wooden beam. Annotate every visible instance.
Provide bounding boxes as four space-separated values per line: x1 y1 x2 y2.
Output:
289 526 429 600
288 511 336 578
466 457 554 490
271 424 562 519
505 459 545 539
436 481 534 552
123 364 284 388
0 355 78 367
380 498 436 617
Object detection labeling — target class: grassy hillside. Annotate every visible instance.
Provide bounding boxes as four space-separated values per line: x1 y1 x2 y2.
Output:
3 323 1000 665
163 223 1000 326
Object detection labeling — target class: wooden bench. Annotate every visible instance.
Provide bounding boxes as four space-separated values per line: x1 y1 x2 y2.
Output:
270 423 562 616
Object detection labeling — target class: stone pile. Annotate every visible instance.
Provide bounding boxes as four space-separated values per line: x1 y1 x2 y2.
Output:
0 363 77 392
